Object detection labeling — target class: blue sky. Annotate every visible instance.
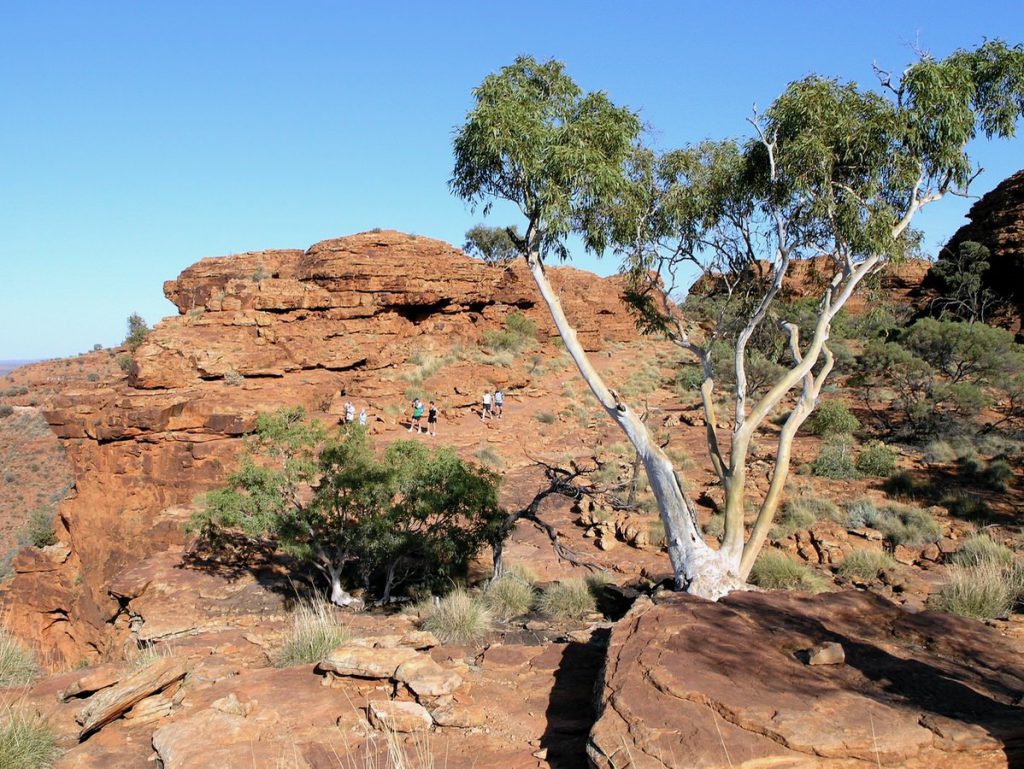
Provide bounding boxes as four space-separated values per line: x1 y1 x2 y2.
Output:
1 2 1021 360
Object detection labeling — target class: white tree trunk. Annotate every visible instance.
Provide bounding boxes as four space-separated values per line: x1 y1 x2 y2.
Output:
524 250 744 599
328 565 355 607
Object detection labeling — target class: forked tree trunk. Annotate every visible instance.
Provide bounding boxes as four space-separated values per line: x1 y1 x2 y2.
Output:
328 564 355 606
524 249 745 599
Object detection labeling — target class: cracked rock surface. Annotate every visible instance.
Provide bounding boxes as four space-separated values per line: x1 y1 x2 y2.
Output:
588 590 1024 769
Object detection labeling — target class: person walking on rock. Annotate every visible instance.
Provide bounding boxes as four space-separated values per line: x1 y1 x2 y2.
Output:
481 390 492 421
427 401 439 437
409 398 425 433
494 389 504 418
358 407 367 427
345 401 356 425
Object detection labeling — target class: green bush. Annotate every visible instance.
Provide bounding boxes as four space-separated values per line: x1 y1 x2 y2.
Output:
951 534 1015 567
123 312 150 351
943 491 993 523
882 470 924 499
424 590 492 645
850 501 941 547
812 438 858 479
856 441 897 477
748 550 829 593
535 411 557 424
538 577 597 621
808 401 860 436
0 706 59 769
979 459 1013 492
26 510 56 549
836 549 898 580
482 312 536 353
928 562 1021 620
770 496 838 539
923 440 958 464
0 629 38 687
484 573 536 621
274 598 351 667
0 405 12 419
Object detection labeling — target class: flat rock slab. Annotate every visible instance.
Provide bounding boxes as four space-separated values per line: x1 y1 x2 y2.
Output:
367 700 433 733
588 590 1024 769
319 645 420 678
76 656 188 738
395 656 464 698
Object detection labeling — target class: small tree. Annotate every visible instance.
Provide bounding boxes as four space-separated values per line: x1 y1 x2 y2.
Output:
928 241 1003 322
190 408 504 604
463 224 521 264
451 44 1024 598
123 313 150 351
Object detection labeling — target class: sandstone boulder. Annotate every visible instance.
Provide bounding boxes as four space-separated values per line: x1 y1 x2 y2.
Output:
319 645 420 679
367 700 433 733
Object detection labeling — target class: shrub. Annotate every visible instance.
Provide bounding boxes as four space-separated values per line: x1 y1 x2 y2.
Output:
481 312 536 354
473 446 502 467
275 597 351 667
538 577 597 621
923 440 958 464
771 496 838 539
951 534 1015 567
748 550 829 592
928 562 1018 620
484 573 536 621
979 459 1013 492
856 502 941 547
882 470 924 499
535 411 557 425
0 706 59 769
26 510 56 549
808 401 860 436
0 628 37 686
836 549 898 580
943 491 993 523
223 369 244 387
856 442 897 477
424 590 492 645
123 313 150 351
812 438 858 479
703 513 725 541
647 519 667 549
117 355 132 373
0 405 11 419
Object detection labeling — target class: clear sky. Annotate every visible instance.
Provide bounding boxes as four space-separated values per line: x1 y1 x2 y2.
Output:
1 2 1021 360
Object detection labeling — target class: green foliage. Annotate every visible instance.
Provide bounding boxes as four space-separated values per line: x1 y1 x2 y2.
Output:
484 572 536 621
123 312 150 351
0 405 11 419
811 437 858 479
191 409 505 602
952 534 1015 567
748 551 829 592
274 597 351 667
943 490 993 523
856 441 897 477
463 224 521 264
837 549 898 580
923 439 959 464
928 241 1003 322
771 496 838 539
117 354 132 373
451 55 641 261
844 500 941 547
423 590 492 645
26 509 56 549
808 401 860 436
929 562 1022 620
535 411 556 425
0 706 58 769
481 312 537 353
537 577 597 621
0 628 37 686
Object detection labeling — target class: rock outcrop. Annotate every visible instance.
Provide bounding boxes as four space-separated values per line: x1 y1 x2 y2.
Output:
588 590 1024 769
941 169 1024 335
0 230 639 664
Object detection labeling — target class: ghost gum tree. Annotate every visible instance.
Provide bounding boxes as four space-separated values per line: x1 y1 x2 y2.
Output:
450 44 1024 598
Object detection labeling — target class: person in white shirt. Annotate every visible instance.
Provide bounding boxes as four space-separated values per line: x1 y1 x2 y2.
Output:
481 390 492 420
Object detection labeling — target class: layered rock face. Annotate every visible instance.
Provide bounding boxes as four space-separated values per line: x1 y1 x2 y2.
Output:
138 230 631 388
589 590 1024 768
942 169 1024 335
1 230 637 664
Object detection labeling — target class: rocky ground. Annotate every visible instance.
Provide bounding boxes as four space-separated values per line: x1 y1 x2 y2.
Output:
1 225 1023 767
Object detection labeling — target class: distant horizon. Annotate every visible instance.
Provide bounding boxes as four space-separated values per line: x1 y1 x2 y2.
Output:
1 2 1021 360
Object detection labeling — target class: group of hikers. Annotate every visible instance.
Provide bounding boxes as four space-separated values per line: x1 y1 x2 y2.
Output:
341 401 369 427
341 388 508 437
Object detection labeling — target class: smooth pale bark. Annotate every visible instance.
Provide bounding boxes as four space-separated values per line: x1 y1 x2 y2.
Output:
524 247 744 598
